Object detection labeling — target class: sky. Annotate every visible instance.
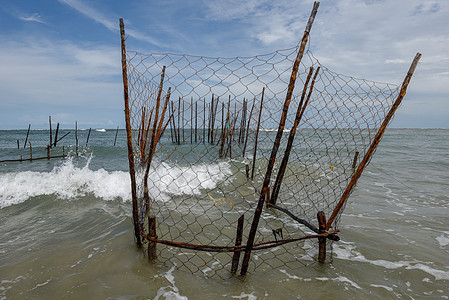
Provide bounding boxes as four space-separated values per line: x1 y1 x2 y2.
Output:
0 0 448 129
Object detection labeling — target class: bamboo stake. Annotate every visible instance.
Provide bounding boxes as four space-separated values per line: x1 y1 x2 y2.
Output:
24 124 31 148
120 18 141 247
241 1 319 276
326 52 422 230
29 141 32 161
269 67 318 206
251 87 265 180
17 139 19 149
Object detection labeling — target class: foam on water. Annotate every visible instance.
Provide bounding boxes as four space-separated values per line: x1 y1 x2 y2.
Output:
333 241 449 281
0 156 232 209
147 161 233 202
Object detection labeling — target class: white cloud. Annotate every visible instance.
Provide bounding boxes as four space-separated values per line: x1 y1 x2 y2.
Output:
0 37 123 128
19 13 46 24
58 0 164 47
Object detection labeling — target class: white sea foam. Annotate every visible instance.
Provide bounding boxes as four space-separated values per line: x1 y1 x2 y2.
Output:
0 156 232 209
436 233 449 247
333 242 449 280
146 161 233 202
154 265 188 300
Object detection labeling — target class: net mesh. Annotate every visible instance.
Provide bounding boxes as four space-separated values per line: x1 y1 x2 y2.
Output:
125 45 400 278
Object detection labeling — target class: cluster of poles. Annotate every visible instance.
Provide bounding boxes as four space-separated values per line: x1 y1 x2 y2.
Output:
121 0 422 277
1 116 121 163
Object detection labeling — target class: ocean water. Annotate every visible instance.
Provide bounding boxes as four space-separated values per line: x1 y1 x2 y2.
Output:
0 128 448 299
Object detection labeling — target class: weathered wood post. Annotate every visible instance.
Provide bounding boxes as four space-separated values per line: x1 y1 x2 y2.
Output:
54 123 60 147
251 87 265 180
49 116 52 148
120 18 142 247
114 126 119 146
148 216 157 260
326 52 422 231
86 128 92 145
24 124 31 148
29 141 32 161
317 211 326 263
240 1 320 276
75 121 78 156
231 214 244 274
351 151 359 171
269 67 319 206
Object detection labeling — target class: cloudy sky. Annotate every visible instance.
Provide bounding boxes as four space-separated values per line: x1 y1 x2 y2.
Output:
0 0 448 129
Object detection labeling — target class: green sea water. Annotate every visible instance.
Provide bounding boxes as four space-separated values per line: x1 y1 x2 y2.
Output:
1 128 448 299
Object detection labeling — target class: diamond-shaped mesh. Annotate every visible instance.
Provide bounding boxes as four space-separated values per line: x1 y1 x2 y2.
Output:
125 46 400 278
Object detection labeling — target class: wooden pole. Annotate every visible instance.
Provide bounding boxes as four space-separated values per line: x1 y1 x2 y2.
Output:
178 96 181 144
29 141 32 161
203 97 206 144
195 101 198 143
17 139 20 149
269 67 318 206
190 97 193 144
54 123 60 147
351 151 359 171
251 88 265 180
241 1 319 276
86 128 91 145
56 132 70 144
120 18 142 247
49 116 52 148
75 121 78 156
317 211 326 263
148 216 157 261
242 97 255 158
326 52 422 230
231 214 244 274
114 126 119 146
143 66 166 211
24 124 31 148
47 145 50 159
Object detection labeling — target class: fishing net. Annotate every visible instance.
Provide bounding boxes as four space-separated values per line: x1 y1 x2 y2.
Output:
124 44 401 278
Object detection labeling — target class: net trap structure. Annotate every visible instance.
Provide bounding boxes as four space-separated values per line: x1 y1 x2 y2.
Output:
119 2 421 278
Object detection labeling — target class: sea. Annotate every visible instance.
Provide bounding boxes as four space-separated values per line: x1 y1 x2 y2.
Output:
0 128 448 299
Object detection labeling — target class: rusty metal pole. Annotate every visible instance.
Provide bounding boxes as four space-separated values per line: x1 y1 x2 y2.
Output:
120 18 142 247
240 1 320 276
326 52 422 231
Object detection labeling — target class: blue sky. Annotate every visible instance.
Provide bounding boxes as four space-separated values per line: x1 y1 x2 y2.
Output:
0 0 448 129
